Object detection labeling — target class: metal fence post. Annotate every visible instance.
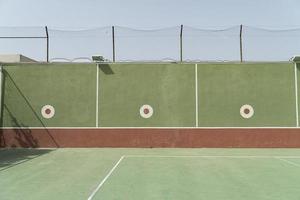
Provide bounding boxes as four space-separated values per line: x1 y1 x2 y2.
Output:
239 24 243 62
112 26 116 62
180 25 183 62
45 26 49 63
0 65 3 129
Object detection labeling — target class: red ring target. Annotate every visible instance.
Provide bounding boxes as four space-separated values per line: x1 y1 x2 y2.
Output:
139 105 153 118
41 105 55 119
240 104 254 119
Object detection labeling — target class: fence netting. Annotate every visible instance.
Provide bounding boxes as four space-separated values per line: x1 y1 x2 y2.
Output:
0 27 46 61
243 26 300 61
115 26 179 62
0 26 300 62
183 26 240 61
48 27 112 62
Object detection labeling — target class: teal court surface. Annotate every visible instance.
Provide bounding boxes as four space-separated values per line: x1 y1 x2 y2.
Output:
1 148 300 200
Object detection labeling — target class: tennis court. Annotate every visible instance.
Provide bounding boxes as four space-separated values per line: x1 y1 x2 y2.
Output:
1 148 300 200
1 62 300 199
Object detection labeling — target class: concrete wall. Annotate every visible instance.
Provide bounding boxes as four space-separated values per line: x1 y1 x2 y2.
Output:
0 62 298 128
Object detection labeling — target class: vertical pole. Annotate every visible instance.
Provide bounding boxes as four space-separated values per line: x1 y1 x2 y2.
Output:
0 65 4 147
45 26 49 63
180 25 183 62
239 24 243 62
195 64 198 127
96 64 99 127
0 65 5 146
294 63 299 127
112 26 116 62
0 65 3 128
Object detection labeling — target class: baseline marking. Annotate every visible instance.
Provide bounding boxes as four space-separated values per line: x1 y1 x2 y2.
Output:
294 63 299 127
195 64 198 127
87 156 124 200
124 155 300 158
275 157 300 167
96 64 99 127
3 126 300 129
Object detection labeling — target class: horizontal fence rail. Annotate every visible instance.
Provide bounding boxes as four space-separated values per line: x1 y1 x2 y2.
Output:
0 25 300 62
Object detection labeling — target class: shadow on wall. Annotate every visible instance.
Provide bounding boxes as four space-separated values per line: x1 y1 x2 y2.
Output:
0 68 4 147
0 148 55 172
0 70 59 148
4 104 38 147
99 64 114 75
0 131 4 147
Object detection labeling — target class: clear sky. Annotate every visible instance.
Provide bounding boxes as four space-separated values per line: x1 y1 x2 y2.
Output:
0 0 300 61
0 0 299 28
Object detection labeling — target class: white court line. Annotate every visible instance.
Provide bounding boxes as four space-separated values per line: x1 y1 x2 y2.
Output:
85 154 300 199
195 64 198 127
124 155 300 159
294 63 299 127
2 126 300 129
96 64 99 128
87 156 124 200
275 157 300 167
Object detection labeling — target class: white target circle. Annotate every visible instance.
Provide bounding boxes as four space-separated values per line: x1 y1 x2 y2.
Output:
41 105 55 119
139 105 154 119
240 104 254 119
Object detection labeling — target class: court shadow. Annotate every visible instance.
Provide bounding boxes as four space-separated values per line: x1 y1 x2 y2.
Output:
4 104 38 148
1 70 59 147
0 148 54 172
99 64 114 75
0 132 4 148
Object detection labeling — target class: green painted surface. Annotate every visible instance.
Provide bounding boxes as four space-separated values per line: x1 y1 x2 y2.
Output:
296 63 300 126
0 62 298 127
1 148 300 200
98 64 195 127
198 63 296 127
2 64 97 127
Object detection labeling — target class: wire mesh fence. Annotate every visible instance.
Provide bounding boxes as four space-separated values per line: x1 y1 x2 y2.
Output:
0 25 300 62
0 27 47 61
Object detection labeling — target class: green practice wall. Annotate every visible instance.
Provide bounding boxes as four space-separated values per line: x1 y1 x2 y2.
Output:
2 63 97 127
0 62 298 127
198 63 296 127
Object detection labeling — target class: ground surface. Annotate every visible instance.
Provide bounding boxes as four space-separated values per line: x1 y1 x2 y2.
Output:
1 148 300 200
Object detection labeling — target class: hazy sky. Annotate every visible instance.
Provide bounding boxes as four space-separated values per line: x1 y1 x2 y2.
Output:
0 0 299 28
0 0 300 61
